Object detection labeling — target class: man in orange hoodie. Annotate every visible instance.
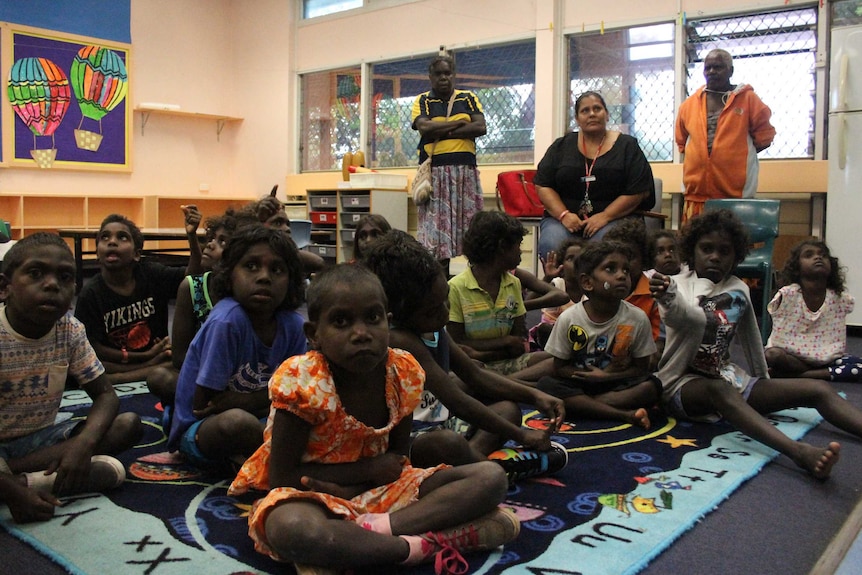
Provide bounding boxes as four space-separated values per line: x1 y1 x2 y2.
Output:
675 49 776 221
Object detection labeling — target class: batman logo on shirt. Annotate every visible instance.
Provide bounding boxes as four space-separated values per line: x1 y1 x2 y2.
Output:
567 325 589 352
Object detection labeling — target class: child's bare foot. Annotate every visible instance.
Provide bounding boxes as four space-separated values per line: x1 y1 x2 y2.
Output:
795 441 840 479
627 408 651 430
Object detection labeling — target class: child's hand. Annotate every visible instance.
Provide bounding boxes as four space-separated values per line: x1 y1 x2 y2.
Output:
542 251 562 279
256 196 282 223
7 485 61 523
519 428 552 452
148 337 172 361
367 453 406 488
181 204 202 235
503 335 528 358
533 392 565 432
300 476 366 500
569 365 606 383
649 272 670 299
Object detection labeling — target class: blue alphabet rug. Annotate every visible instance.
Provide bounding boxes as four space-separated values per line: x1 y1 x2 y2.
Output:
0 381 824 575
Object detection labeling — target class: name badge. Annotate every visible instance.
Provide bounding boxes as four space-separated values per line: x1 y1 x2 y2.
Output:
581 176 596 183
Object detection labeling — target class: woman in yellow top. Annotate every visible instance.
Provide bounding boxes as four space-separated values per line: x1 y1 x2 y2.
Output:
411 55 486 276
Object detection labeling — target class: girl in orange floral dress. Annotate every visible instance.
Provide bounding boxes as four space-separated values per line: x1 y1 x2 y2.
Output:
229 264 519 575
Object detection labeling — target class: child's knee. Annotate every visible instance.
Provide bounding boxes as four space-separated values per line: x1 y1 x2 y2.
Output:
471 460 509 499
112 412 144 447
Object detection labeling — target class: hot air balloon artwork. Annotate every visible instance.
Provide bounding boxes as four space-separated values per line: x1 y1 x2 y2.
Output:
6 57 72 168
70 46 129 152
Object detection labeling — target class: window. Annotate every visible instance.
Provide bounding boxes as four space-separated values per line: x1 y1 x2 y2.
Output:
303 0 362 19
684 7 818 159
567 23 676 162
369 42 536 168
300 67 362 172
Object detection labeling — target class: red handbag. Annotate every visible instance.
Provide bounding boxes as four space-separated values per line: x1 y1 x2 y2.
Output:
495 170 544 218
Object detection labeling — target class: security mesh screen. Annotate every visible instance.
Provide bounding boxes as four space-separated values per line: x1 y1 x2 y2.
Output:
567 23 676 162
370 41 536 168
300 67 362 172
684 7 818 159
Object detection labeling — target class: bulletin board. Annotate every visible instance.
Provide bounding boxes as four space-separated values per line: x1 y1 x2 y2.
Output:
0 22 132 171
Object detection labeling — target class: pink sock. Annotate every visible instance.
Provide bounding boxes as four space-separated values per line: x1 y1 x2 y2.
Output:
353 512 392 535
399 535 435 565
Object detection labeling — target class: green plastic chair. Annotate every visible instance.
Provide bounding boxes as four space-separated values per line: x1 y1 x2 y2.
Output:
704 199 780 344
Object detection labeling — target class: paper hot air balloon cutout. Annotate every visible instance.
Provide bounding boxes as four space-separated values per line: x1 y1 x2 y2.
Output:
70 46 129 152
7 57 72 168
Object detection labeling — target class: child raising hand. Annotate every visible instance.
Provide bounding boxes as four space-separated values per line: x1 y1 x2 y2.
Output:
229 265 518 574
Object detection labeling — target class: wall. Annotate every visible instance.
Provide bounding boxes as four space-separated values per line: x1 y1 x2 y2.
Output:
0 0 293 205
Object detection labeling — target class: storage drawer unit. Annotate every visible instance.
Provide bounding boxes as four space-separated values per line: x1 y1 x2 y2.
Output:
305 187 407 263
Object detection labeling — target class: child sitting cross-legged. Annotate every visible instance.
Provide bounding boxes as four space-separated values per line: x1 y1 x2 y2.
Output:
0 234 142 523
167 224 308 473
765 239 860 382
74 209 203 385
361 230 568 482
536 241 658 429
650 210 862 479
229 264 519 575
447 211 554 381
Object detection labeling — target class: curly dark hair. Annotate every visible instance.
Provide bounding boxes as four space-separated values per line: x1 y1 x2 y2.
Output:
603 218 648 262
210 223 305 311
360 229 443 323
2 232 73 278
462 211 526 266
576 240 634 277
678 210 749 268
306 264 387 322
779 239 846 294
647 229 679 265
98 214 144 251
203 208 239 243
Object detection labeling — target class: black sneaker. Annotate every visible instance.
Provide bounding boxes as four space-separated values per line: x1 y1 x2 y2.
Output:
488 441 569 484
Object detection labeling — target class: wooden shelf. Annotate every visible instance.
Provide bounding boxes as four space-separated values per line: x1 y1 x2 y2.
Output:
134 107 243 140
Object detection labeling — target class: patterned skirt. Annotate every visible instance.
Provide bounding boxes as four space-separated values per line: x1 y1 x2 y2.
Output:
417 164 484 260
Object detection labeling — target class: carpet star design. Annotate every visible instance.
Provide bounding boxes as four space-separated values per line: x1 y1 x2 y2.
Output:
657 435 699 448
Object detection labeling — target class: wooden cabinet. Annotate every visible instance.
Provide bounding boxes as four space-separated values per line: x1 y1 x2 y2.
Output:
305 187 407 263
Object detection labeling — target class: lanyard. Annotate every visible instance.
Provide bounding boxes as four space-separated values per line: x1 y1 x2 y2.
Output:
579 133 605 215
580 133 605 193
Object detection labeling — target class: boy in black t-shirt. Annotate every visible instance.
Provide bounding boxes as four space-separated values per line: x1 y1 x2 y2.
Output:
75 211 201 385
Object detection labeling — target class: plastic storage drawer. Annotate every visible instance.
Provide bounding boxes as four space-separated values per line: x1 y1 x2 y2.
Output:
340 229 356 244
340 212 367 228
306 244 337 258
341 194 371 210
310 211 337 225
309 195 337 210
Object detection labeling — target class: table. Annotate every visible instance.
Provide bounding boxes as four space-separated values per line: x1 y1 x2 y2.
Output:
59 228 200 291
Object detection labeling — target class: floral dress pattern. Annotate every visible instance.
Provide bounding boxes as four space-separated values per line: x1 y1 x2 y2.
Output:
229 348 445 561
